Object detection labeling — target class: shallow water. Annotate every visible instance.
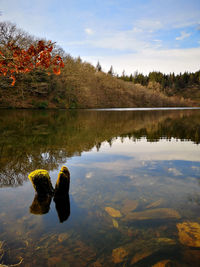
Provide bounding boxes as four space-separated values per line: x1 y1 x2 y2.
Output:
0 108 200 266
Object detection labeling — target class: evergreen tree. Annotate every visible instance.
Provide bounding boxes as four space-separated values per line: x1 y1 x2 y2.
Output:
108 65 114 76
96 61 102 72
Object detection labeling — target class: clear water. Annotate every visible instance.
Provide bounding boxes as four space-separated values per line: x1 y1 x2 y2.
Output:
0 109 200 266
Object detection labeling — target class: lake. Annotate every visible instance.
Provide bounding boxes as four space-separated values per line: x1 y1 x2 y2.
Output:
0 108 200 267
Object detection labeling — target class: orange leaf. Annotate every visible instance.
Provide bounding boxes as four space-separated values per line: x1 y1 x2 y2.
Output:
10 75 16 86
53 68 61 75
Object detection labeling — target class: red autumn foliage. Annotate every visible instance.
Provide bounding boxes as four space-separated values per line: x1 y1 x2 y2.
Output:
0 40 64 85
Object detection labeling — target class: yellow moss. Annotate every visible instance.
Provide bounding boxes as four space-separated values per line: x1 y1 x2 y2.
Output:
60 166 69 173
177 222 200 247
28 169 50 182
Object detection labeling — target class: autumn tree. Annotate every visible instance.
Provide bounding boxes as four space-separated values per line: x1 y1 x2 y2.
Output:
0 21 64 86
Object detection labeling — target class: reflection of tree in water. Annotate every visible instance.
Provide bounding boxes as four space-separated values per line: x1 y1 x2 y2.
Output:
0 146 67 187
0 109 199 187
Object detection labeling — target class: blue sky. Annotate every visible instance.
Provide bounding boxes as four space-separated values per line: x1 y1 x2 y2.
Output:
1 0 200 74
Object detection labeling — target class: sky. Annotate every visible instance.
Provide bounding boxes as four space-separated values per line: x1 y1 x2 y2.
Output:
1 0 200 75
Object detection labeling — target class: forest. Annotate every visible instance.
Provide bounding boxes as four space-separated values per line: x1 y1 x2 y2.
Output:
118 69 200 102
0 21 199 108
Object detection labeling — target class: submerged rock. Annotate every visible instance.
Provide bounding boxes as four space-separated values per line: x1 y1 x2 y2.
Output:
146 199 164 209
156 238 176 245
177 221 200 247
182 248 200 266
105 207 122 218
152 259 171 267
112 219 119 228
28 169 54 195
131 250 152 265
112 247 128 263
58 233 70 243
123 208 181 221
121 199 138 214
0 241 23 267
0 241 4 262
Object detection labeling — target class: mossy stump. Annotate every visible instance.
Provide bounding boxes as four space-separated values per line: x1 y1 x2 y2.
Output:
54 166 70 197
28 169 54 195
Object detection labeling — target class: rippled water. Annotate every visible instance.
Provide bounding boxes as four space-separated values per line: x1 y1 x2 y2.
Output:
0 108 200 266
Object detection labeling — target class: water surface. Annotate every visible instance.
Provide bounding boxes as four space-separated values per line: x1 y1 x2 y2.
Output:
0 109 200 266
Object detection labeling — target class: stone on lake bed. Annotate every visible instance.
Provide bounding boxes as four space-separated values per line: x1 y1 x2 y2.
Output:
112 247 128 263
105 207 122 218
123 208 181 221
152 259 171 267
58 233 70 243
145 199 164 209
131 250 152 265
156 238 176 245
121 199 138 214
112 219 119 228
28 169 54 195
0 241 4 261
177 222 200 247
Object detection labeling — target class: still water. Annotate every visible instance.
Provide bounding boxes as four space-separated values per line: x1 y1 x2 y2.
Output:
0 108 200 267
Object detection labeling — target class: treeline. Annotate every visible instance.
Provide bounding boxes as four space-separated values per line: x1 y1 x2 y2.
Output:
117 70 200 96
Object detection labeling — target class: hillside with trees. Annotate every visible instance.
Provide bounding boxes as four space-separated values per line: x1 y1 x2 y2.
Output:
0 21 198 108
119 70 200 104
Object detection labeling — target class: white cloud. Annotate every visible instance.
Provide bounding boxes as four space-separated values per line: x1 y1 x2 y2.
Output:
176 31 191 41
135 19 163 32
85 28 94 35
82 47 200 75
132 27 143 33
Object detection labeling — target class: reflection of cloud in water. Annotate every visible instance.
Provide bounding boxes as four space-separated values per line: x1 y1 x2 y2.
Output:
99 137 200 162
89 159 141 172
85 172 93 179
168 168 182 176
71 158 142 179
191 166 200 171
